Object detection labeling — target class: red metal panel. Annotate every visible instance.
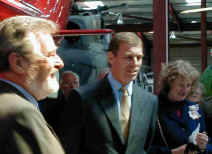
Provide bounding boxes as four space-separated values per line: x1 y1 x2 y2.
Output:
0 0 113 36
0 0 71 29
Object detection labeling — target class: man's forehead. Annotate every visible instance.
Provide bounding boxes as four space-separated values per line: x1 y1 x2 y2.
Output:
27 32 57 56
132 46 143 53
36 32 57 51
63 73 77 79
125 46 143 55
26 32 41 54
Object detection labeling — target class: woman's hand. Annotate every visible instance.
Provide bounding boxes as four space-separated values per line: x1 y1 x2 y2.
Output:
196 132 208 151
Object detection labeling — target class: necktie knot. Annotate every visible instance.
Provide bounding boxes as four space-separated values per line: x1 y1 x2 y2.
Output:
120 86 129 96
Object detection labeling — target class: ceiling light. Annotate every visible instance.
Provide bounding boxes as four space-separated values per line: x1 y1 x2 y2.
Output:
180 7 212 14
117 13 123 24
191 20 198 23
170 31 176 39
76 1 104 10
185 0 200 6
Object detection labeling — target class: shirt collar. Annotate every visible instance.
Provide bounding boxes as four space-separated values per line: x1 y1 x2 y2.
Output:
107 72 133 96
0 78 39 110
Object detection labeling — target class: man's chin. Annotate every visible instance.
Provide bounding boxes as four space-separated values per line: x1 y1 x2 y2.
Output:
43 81 59 95
128 76 137 82
48 85 59 93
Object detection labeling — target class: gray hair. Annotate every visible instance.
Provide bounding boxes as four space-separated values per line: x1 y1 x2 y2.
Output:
0 16 58 72
61 70 79 81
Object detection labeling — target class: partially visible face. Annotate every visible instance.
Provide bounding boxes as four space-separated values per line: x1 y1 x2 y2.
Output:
60 73 79 98
168 76 192 102
97 69 109 80
187 87 202 104
108 43 143 85
25 32 64 100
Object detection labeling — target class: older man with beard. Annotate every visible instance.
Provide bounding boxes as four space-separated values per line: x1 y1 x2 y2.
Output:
0 16 65 154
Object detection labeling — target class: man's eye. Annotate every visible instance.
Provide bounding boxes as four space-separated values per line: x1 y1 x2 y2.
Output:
187 84 191 88
137 56 142 60
126 56 132 60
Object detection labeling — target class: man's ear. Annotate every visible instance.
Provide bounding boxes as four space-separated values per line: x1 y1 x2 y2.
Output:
107 51 114 66
8 52 27 74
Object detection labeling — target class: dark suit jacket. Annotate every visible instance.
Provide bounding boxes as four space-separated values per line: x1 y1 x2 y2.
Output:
59 77 158 154
0 81 65 154
39 90 67 135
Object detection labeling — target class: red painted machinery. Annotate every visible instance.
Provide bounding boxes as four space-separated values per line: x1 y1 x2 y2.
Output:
0 0 112 35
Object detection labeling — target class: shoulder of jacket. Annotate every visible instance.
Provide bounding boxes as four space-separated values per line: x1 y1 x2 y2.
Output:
0 93 41 119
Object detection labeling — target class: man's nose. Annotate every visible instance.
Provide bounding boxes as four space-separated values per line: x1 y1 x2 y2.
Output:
131 57 141 66
54 55 64 69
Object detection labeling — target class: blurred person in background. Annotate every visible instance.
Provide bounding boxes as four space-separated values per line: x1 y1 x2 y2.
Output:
59 70 80 100
40 70 80 134
200 65 212 116
97 67 110 80
0 16 65 154
187 82 205 105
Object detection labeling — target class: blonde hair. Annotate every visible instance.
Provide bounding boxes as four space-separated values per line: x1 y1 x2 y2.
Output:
159 60 200 92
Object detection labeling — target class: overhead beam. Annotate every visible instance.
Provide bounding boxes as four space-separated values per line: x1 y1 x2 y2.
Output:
123 14 152 21
106 23 152 32
106 22 212 32
175 35 211 42
168 3 182 31
170 42 212 47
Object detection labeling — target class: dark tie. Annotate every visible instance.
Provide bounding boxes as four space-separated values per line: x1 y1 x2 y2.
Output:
120 86 130 141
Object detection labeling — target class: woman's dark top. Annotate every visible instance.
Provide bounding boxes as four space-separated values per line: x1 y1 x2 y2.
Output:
148 91 212 154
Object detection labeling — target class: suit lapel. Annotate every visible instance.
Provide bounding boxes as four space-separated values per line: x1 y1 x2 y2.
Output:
127 84 146 143
97 78 125 144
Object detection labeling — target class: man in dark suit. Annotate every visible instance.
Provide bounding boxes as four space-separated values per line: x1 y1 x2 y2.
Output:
40 70 80 134
59 32 158 154
0 16 65 154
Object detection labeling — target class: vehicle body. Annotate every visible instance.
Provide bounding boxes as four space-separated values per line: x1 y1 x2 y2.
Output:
58 14 111 86
0 0 112 35
0 0 71 29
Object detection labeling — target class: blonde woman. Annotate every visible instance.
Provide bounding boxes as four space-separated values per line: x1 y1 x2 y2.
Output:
149 60 211 154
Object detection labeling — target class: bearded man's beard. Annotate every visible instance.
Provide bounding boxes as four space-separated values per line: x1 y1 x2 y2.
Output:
25 64 40 86
24 64 45 100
